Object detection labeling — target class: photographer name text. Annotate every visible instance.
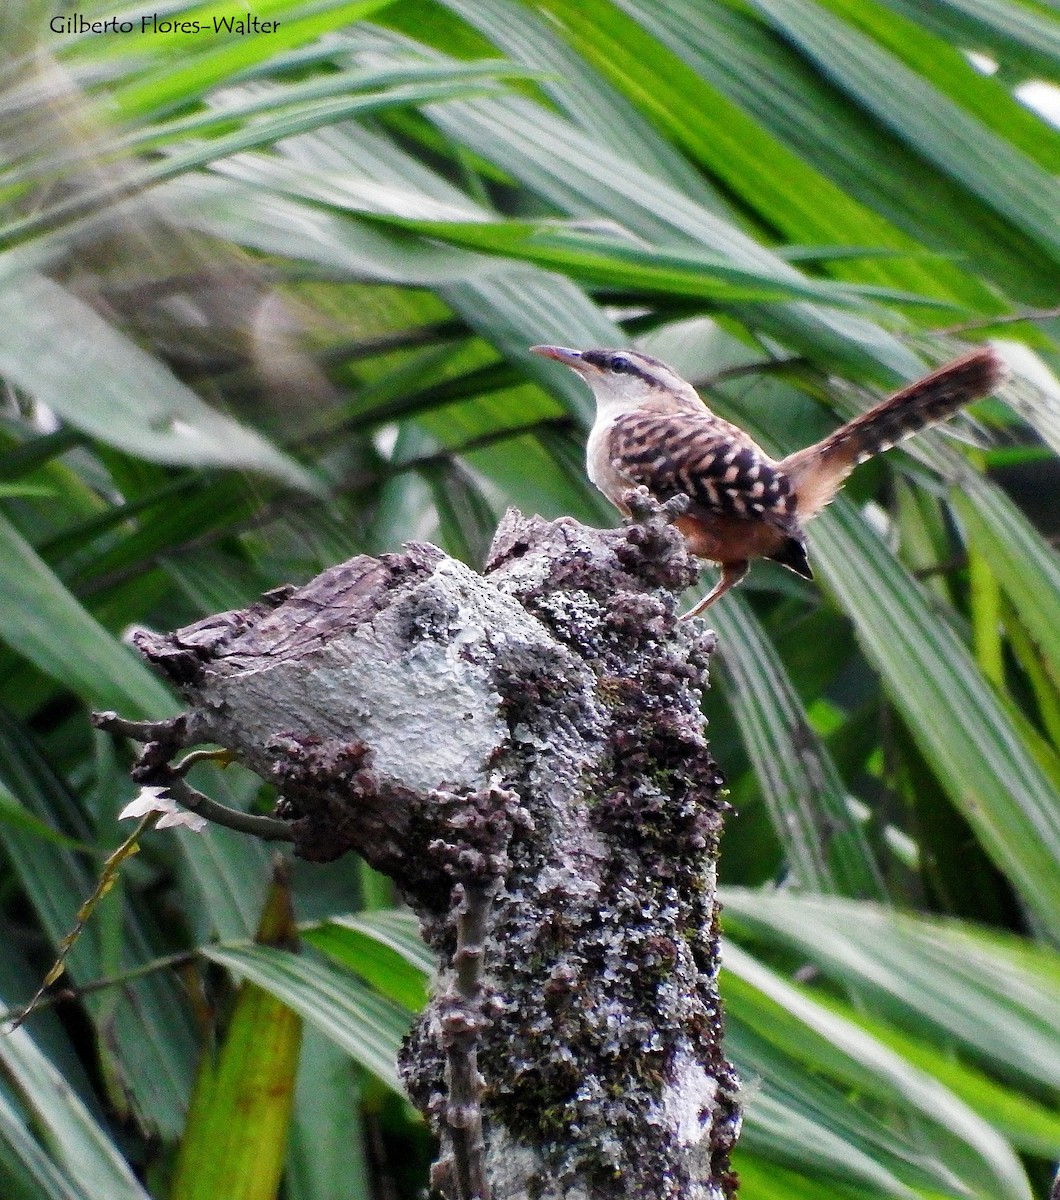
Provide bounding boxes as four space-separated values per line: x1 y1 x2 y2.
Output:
50 12 280 35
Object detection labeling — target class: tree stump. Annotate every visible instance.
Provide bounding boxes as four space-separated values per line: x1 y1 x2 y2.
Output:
97 492 740 1200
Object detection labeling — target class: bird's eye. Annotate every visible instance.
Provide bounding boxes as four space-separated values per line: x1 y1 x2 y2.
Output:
610 354 633 374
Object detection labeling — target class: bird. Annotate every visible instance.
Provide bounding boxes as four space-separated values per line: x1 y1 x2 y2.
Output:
530 344 1007 618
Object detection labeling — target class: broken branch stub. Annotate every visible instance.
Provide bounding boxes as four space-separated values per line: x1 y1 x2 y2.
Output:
105 491 740 1200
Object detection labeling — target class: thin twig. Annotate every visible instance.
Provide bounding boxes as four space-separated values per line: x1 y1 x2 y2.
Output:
0 949 201 1025
165 775 294 842
172 746 235 775
91 711 190 743
438 881 494 1200
699 356 808 386
932 305 1060 336
93 710 294 842
4 812 160 1031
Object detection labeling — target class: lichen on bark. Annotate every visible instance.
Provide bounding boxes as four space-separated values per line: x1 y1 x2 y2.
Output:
101 491 740 1200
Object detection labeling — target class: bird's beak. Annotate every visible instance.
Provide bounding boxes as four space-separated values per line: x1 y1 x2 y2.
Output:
530 345 590 373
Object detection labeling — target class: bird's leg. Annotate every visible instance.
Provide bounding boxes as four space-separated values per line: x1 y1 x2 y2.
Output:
679 561 749 621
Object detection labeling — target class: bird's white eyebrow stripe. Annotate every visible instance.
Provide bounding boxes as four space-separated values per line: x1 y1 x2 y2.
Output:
579 349 661 386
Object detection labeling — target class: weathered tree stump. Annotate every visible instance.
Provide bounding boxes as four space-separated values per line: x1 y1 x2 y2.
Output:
96 492 740 1200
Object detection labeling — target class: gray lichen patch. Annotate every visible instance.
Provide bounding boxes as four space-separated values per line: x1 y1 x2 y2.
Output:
399 504 739 1199
662 1050 720 1148
133 547 558 864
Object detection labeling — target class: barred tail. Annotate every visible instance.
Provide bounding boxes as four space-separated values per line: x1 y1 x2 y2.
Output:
782 347 1007 519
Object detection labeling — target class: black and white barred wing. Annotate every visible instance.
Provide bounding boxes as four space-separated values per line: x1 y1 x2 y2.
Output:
608 411 797 527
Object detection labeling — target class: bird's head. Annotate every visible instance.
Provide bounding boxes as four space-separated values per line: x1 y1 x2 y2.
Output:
530 346 701 417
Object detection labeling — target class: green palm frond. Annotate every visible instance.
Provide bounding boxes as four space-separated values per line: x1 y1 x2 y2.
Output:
1 1 1058 1196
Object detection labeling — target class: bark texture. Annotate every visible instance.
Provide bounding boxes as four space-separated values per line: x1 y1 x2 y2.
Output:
119 495 740 1200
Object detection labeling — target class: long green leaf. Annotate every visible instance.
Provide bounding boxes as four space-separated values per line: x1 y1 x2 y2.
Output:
336 909 433 973
405 228 951 307
0 1027 151 1200
809 499 1060 936
203 945 412 1094
286 1028 373 1200
304 920 430 1011
0 512 175 715
172 881 302 1200
952 470 1060 678
721 889 1060 1091
744 0 1060 266
872 0 1060 82
609 0 1048 301
0 273 314 487
709 595 886 899
723 940 1034 1200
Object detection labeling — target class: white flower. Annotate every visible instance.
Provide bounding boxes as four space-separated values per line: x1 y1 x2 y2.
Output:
119 786 208 832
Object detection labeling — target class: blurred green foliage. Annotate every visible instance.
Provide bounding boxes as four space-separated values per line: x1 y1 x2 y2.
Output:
1 1 1059 1197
